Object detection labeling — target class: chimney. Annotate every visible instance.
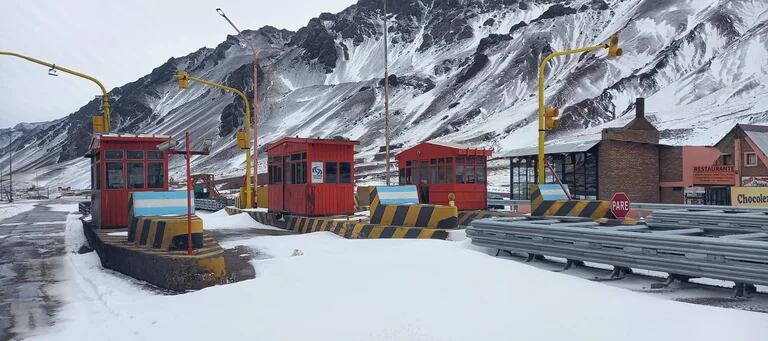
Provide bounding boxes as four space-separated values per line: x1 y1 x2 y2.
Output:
635 97 645 119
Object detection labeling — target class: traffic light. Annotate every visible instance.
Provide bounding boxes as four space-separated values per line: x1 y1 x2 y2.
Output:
176 71 190 89
236 130 250 149
607 33 623 58
544 107 560 130
92 114 106 133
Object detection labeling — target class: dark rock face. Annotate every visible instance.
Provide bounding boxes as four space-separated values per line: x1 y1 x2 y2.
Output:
477 33 512 53
290 18 339 72
456 54 489 84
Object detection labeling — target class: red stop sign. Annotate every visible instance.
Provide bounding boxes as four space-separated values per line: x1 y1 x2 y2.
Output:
611 192 631 219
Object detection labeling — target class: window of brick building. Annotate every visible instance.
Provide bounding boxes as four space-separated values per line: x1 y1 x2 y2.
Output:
745 153 757 167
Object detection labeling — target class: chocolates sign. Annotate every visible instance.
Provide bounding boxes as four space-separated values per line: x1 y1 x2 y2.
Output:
692 165 735 185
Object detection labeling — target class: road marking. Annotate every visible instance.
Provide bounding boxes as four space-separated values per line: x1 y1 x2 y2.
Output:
0 223 24 226
32 221 67 225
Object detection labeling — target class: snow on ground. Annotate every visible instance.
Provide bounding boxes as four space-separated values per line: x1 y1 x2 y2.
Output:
40 219 768 341
45 204 79 213
0 201 36 221
196 209 283 231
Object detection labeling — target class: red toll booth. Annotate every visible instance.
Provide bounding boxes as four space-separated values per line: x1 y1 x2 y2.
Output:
266 137 359 216
396 141 491 210
86 134 170 228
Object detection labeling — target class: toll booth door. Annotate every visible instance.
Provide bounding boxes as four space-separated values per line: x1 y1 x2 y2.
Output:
704 186 731 206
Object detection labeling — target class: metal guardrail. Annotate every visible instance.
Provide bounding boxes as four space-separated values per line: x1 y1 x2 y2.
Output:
486 198 768 212
647 209 768 234
195 198 235 211
467 217 768 288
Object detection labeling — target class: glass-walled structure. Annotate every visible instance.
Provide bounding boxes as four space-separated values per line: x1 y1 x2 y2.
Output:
509 149 598 200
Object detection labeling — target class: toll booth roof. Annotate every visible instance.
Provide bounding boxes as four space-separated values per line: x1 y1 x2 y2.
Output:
397 140 492 159
264 136 360 152
86 134 171 157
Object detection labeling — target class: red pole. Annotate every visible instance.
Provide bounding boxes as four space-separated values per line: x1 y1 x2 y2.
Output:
185 132 193 255
545 159 572 200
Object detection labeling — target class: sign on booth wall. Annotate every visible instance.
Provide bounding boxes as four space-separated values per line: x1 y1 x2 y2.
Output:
311 162 324 183
731 187 768 207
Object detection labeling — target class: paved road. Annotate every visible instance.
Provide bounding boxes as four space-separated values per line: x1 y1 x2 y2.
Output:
0 199 80 341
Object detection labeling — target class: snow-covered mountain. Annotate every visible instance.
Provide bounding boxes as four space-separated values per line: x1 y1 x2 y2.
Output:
2 0 768 189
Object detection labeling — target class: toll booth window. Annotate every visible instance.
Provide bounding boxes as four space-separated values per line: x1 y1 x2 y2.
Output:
290 161 307 184
127 151 144 159
456 157 465 183
268 157 283 184
106 162 125 189
420 161 429 184
91 161 100 190
326 162 338 183
340 162 352 183
430 159 438 183
105 150 123 159
147 163 164 188
147 151 163 160
399 160 416 185
128 163 145 188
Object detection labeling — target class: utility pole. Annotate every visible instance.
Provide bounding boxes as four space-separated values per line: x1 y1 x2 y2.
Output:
8 131 12 202
382 0 391 185
216 8 263 207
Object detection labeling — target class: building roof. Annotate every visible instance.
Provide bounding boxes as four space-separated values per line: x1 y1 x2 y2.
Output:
264 136 360 152
423 140 488 150
498 139 601 158
741 124 768 155
398 140 492 159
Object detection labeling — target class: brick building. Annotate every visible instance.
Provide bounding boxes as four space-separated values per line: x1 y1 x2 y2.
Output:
502 98 768 204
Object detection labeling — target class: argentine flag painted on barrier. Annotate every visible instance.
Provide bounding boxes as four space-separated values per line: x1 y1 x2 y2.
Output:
375 185 420 205
131 191 195 216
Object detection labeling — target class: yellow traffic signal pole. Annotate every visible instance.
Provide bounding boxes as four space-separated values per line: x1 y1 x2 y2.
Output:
176 71 253 208
536 34 622 183
0 51 111 133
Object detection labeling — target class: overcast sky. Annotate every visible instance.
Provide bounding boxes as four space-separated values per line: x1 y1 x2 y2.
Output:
0 0 356 128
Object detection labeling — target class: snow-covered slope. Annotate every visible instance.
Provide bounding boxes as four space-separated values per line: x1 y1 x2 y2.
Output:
2 0 768 188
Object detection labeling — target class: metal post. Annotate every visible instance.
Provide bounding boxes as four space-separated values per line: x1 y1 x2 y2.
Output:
216 8 262 206
185 132 193 255
382 0 391 185
8 131 12 203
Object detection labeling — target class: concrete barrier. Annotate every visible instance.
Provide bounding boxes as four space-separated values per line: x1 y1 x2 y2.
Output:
530 184 614 219
369 186 458 229
285 216 449 240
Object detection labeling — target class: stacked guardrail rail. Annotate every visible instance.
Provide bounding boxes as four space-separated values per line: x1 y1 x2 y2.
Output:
195 198 235 211
467 216 768 290
646 208 768 234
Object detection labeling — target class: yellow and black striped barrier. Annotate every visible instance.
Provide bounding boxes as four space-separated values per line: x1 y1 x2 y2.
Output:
128 215 204 251
245 211 285 228
286 216 449 240
530 184 614 219
369 186 458 229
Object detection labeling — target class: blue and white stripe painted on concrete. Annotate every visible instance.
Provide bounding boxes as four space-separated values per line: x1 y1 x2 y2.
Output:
375 185 420 205
131 191 195 216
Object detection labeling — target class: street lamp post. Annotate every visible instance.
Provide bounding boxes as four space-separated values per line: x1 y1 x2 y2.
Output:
382 0 391 185
216 8 261 206
8 131 12 203
0 51 112 133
